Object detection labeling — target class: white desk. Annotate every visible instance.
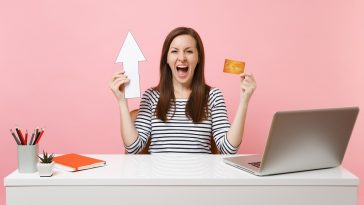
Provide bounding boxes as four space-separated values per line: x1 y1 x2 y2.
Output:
4 154 359 205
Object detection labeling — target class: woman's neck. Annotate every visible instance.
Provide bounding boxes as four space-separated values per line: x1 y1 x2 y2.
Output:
173 85 191 99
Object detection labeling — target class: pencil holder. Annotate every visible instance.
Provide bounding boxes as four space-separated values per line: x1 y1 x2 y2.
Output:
17 144 39 173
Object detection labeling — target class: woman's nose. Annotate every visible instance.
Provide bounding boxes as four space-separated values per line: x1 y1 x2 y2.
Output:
177 52 186 61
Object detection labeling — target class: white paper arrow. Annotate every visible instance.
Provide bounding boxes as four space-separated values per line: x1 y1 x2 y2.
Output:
115 32 146 98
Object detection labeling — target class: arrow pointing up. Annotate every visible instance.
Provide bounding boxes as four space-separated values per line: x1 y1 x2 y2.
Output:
116 32 146 98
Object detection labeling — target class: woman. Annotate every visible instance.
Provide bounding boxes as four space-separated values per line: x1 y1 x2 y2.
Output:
110 27 256 154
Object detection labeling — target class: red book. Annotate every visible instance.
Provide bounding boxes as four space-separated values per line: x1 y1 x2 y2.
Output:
53 153 106 172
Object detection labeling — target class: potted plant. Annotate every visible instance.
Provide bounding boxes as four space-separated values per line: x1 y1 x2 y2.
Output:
37 150 55 177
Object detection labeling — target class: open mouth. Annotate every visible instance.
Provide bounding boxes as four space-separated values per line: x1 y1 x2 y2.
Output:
176 65 189 72
176 65 189 78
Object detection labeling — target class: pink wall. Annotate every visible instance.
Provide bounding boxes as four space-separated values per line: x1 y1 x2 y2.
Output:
1 0 363 204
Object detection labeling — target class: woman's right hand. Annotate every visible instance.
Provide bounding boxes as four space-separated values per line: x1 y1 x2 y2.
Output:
109 71 130 102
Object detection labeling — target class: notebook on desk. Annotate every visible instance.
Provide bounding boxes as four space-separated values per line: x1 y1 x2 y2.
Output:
53 153 106 172
223 107 359 176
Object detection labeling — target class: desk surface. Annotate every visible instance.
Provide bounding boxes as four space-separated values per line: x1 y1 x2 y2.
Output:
4 154 359 186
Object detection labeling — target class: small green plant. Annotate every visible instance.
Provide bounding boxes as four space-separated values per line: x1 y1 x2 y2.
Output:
38 150 54 163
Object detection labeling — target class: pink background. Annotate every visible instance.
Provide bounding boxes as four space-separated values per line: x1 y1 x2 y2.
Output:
1 0 363 204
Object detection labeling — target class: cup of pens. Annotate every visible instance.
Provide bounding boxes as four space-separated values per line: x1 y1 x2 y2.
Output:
10 128 45 173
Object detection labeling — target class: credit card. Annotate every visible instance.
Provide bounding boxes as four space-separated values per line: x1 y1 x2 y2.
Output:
223 59 245 75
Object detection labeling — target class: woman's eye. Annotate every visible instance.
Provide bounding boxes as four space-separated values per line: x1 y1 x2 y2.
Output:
186 50 193 54
171 50 177 53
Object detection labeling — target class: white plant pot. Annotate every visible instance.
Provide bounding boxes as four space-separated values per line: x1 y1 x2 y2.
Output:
37 161 54 177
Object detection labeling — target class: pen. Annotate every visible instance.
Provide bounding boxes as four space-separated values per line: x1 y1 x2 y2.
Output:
15 127 25 145
10 129 21 145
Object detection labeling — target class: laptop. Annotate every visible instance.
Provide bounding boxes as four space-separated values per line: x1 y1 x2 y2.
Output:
223 107 359 176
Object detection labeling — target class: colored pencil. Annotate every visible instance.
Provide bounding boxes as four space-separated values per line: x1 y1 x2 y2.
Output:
29 132 35 145
34 129 44 144
15 128 25 145
25 130 28 145
10 129 21 145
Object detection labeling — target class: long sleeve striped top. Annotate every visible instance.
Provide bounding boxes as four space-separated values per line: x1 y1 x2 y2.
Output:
125 87 239 154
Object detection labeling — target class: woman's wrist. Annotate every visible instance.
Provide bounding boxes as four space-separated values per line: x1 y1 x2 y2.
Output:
118 99 128 106
239 93 251 105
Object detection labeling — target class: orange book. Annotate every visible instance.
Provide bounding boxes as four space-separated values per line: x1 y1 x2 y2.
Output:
53 153 106 172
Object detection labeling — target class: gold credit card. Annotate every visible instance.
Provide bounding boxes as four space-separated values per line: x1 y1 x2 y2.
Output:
223 59 245 75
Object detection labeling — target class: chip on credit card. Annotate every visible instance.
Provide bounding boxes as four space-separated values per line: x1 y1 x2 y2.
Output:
223 59 245 75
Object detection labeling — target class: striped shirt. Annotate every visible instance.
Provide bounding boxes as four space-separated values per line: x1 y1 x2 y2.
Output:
125 88 238 154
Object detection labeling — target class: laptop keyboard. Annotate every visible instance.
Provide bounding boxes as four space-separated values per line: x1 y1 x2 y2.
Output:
248 161 261 168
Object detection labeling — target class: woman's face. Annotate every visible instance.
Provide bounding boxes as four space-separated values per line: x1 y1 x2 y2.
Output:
167 34 199 89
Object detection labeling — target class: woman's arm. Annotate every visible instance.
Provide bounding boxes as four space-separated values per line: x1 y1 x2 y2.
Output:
117 100 139 147
226 73 256 147
110 71 138 147
210 88 237 154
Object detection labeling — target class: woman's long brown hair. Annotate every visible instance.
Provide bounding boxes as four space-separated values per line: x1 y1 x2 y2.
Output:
154 27 211 123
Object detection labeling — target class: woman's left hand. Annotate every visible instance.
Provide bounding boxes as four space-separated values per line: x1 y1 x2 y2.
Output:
239 73 256 103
